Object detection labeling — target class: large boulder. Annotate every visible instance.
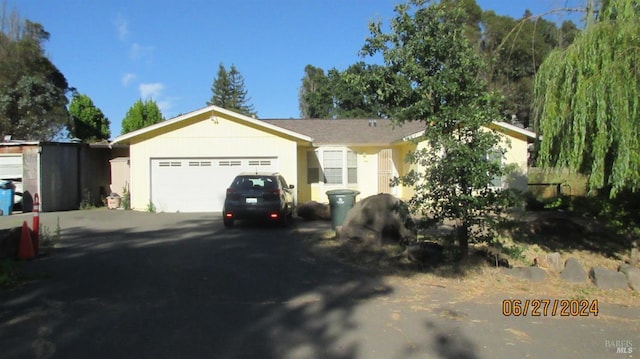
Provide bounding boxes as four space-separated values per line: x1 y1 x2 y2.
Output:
590 267 629 289
560 257 588 283
618 263 640 292
534 252 563 273
297 201 331 221
502 266 547 282
339 193 417 246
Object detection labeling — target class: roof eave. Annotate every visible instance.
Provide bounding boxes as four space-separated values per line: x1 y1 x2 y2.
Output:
491 121 537 139
111 105 313 145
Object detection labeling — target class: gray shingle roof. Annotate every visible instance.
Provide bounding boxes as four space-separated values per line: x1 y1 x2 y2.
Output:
261 119 425 145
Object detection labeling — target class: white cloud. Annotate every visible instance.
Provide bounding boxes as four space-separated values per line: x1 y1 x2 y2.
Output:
121 73 136 86
130 42 154 60
156 99 174 114
115 15 129 41
137 83 175 116
139 83 165 100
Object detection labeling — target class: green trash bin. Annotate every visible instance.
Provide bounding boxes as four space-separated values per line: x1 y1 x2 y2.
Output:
326 189 360 230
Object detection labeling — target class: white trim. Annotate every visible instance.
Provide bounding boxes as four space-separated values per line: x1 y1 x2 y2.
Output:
111 105 313 144
491 121 537 139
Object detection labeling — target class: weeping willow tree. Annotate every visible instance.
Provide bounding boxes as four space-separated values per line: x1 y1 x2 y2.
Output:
532 0 640 197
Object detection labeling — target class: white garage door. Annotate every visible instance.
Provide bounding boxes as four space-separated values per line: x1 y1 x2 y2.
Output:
150 157 279 213
0 155 22 179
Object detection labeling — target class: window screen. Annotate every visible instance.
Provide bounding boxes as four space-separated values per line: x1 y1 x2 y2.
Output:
323 150 343 184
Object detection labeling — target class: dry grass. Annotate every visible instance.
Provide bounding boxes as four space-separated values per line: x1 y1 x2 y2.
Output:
302 215 639 308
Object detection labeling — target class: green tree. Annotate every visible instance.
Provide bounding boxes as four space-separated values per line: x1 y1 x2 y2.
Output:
332 63 384 118
299 63 383 119
299 1 578 126
360 0 510 259
207 63 256 117
0 10 70 140
533 0 640 197
121 99 164 134
68 93 111 141
299 65 333 118
479 9 574 127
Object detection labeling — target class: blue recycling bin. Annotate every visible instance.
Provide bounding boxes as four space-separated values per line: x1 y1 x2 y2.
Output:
0 181 14 216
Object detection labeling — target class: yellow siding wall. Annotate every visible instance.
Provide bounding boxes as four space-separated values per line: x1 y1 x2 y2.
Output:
493 127 529 191
303 146 406 203
128 113 299 210
395 142 418 200
396 127 530 198
296 146 312 203
352 146 379 198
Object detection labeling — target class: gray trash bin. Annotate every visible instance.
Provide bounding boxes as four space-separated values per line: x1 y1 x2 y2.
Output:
326 189 360 230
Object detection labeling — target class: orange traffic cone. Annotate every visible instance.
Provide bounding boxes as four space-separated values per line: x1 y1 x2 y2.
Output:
18 221 34 260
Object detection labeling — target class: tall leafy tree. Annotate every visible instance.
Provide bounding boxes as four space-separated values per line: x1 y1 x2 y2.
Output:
298 63 384 119
533 0 640 197
121 99 164 134
299 65 333 118
68 93 110 141
207 63 256 117
479 9 576 127
299 1 578 126
0 10 70 140
360 0 509 259
332 63 384 118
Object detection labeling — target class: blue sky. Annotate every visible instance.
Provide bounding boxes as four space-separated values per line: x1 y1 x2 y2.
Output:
13 0 583 139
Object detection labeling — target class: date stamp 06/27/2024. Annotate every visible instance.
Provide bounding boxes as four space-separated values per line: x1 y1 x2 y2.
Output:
502 299 599 317
502 299 634 354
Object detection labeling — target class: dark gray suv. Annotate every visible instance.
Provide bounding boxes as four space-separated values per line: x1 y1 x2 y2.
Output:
222 172 295 227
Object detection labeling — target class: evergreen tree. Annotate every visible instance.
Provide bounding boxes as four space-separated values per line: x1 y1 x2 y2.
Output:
207 63 256 117
121 99 164 134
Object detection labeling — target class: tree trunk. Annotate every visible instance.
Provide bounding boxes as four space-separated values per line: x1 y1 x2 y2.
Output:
457 221 470 260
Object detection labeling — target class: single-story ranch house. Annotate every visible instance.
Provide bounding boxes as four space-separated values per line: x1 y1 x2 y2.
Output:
111 105 536 213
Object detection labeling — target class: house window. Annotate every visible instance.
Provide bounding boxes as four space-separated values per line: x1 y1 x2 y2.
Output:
347 151 357 184
323 150 343 184
487 151 503 188
307 149 358 185
307 151 321 183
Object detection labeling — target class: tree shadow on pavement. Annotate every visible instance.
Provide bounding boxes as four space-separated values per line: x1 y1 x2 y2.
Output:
0 211 481 359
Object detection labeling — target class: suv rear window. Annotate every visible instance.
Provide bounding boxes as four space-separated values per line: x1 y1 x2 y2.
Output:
230 176 277 190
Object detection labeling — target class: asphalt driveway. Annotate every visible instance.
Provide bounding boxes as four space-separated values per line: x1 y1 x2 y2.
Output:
0 210 637 358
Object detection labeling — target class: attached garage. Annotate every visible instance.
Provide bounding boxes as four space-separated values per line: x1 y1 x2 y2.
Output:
112 105 312 213
150 156 278 212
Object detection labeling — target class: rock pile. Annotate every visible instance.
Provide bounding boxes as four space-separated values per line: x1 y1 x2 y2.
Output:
502 252 640 292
